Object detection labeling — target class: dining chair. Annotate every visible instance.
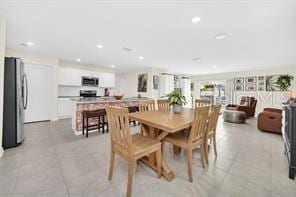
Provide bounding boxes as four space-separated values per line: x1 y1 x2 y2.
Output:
204 105 221 165
195 99 211 107
157 99 170 110
106 106 162 197
163 106 210 182
138 100 156 112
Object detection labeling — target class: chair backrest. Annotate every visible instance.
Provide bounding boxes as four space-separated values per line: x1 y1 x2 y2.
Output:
207 105 221 133
139 100 156 112
195 99 211 108
240 96 255 106
157 99 170 110
189 106 210 143
106 106 132 155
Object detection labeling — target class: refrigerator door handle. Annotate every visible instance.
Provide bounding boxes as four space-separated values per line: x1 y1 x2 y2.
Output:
24 74 28 110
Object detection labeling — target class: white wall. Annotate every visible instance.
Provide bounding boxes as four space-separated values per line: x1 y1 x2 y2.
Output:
117 67 164 99
6 48 59 121
190 67 296 114
0 16 6 156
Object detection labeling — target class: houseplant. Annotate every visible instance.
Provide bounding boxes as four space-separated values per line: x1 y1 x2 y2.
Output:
167 90 187 113
276 74 294 91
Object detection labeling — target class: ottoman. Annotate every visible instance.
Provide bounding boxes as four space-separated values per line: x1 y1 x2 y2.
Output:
223 110 247 124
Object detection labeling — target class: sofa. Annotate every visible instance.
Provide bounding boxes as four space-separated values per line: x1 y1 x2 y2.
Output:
226 96 257 118
257 108 282 134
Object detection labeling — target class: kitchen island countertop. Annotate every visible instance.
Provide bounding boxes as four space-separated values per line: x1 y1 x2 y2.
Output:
71 97 151 103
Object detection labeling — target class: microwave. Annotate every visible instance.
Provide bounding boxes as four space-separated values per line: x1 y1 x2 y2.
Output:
81 76 99 87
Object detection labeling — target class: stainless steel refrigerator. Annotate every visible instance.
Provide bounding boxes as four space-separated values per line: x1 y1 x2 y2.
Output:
3 57 27 149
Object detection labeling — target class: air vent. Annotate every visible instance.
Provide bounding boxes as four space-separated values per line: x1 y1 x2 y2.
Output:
192 57 201 61
122 47 133 52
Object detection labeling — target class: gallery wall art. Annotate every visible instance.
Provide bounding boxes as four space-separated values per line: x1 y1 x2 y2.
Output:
266 75 280 91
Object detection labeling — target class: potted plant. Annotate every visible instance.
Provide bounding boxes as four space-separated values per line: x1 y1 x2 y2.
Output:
276 75 294 91
167 90 187 113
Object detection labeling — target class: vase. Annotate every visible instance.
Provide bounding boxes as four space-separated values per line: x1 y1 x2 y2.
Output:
173 104 183 113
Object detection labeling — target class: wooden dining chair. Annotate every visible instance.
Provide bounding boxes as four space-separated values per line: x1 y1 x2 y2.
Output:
204 105 221 165
138 100 156 112
157 99 170 110
195 99 211 107
106 106 162 197
163 106 210 182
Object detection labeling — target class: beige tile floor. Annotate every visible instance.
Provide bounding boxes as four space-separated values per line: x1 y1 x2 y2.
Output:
0 117 295 197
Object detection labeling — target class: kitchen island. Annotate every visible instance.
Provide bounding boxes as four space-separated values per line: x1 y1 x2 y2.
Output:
71 97 149 135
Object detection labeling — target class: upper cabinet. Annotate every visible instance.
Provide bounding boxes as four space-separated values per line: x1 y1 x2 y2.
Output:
59 67 81 86
99 72 115 88
58 67 115 88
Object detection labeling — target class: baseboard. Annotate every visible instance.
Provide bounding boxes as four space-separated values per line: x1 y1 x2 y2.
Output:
0 147 4 158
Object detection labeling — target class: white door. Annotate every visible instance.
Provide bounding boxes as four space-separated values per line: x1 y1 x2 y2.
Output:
25 64 52 122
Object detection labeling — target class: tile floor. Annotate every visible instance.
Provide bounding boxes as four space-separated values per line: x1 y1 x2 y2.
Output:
0 117 295 197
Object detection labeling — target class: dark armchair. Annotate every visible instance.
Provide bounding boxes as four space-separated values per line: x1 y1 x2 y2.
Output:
226 96 257 118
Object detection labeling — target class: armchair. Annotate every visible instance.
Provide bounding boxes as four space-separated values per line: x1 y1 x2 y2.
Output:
257 108 282 134
226 96 257 118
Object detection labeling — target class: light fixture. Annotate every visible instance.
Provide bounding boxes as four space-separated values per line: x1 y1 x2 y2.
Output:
212 65 217 68
76 58 81 62
215 33 227 40
191 16 201 23
138 56 144 60
97 44 103 49
20 41 35 47
26 41 35 46
110 64 115 68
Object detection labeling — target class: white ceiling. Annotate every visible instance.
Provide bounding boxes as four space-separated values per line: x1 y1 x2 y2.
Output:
0 0 295 75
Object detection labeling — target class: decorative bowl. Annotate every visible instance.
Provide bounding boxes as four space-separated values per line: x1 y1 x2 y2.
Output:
114 95 124 100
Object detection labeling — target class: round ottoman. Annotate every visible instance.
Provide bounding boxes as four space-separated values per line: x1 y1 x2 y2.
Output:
223 110 247 124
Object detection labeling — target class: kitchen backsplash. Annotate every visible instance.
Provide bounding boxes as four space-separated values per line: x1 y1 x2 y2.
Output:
58 86 114 97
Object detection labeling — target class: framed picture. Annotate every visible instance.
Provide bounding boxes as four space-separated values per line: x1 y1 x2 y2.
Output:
245 84 257 91
138 73 148 92
266 75 280 91
245 76 257 83
258 76 265 91
153 75 159 90
234 85 244 91
234 77 244 84
190 82 194 91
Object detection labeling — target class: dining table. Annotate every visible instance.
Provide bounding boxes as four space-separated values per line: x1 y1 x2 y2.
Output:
129 108 194 182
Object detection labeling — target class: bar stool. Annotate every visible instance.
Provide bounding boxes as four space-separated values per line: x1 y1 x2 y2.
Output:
82 109 108 137
127 106 139 126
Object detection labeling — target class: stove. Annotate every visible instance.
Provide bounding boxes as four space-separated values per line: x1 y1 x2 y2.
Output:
79 90 98 97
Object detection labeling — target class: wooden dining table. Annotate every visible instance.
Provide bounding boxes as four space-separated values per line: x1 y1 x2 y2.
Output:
129 108 194 182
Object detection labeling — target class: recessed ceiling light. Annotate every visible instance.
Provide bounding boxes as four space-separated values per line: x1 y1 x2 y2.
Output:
191 16 201 23
20 41 35 47
122 47 133 52
110 65 115 68
26 41 35 46
76 58 81 62
138 56 144 60
215 33 227 40
192 57 201 61
212 65 217 68
97 44 103 49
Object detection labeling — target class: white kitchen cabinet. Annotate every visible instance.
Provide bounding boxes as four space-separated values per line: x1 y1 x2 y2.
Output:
159 74 174 97
59 67 81 86
99 72 115 88
58 98 73 118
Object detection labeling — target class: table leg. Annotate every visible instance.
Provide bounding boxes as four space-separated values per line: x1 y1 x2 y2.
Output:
173 145 181 155
139 125 175 182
